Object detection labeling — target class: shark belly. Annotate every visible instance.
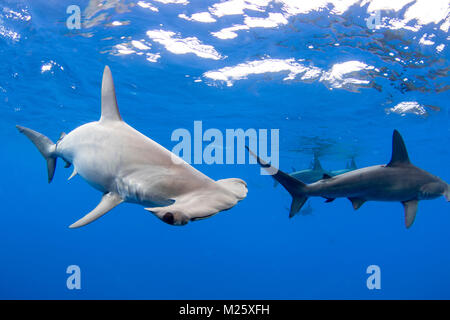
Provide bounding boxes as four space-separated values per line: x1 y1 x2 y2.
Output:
58 121 214 206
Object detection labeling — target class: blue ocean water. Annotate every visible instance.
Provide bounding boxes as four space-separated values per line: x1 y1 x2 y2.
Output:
0 0 449 299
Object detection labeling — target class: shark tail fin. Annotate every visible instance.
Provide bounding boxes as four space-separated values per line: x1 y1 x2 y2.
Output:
16 125 57 183
246 146 309 218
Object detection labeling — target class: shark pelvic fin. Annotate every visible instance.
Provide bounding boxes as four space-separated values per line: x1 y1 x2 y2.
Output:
348 197 366 210
69 192 123 228
402 199 418 229
57 132 66 145
68 167 78 180
100 66 123 123
387 130 411 167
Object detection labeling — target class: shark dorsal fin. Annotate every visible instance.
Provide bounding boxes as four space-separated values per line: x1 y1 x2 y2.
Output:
387 130 410 167
313 154 323 171
350 158 357 170
100 66 122 123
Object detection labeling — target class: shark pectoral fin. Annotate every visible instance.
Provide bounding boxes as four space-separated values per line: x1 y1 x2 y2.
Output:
68 167 78 180
69 192 123 229
348 197 366 210
324 198 335 203
322 174 332 179
402 199 418 229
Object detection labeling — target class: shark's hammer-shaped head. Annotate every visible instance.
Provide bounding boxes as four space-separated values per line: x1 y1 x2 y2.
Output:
146 178 247 226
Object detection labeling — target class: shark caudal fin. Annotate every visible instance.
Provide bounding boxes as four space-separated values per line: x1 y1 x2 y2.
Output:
16 125 57 183
246 146 309 218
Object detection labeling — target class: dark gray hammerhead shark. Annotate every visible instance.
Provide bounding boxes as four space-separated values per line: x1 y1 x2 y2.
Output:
247 130 449 228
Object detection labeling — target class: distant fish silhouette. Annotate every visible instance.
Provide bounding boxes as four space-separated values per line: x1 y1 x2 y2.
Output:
274 153 330 187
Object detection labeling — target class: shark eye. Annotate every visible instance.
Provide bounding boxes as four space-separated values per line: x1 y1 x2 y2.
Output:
162 212 175 225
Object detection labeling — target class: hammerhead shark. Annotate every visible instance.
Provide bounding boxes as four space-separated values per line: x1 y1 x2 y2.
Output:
17 66 247 228
275 155 358 217
288 154 330 184
275 155 357 187
274 154 328 187
330 158 357 176
248 130 449 228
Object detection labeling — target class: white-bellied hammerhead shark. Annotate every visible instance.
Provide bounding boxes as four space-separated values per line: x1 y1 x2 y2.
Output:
16 66 247 228
248 130 449 228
